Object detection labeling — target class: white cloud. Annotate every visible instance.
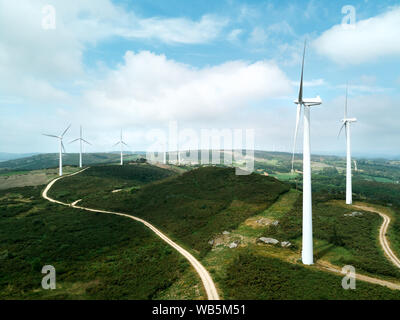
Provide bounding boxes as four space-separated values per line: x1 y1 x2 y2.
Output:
313 7 400 64
82 51 292 126
0 0 228 102
115 15 228 44
291 79 326 87
249 27 268 45
228 29 243 42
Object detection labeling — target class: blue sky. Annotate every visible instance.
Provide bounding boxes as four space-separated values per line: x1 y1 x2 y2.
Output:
0 0 399 157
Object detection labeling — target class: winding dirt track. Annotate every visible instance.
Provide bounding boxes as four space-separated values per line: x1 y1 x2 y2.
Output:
353 204 400 269
318 203 400 290
42 168 220 300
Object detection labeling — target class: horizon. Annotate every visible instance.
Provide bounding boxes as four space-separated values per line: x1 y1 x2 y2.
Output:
1 149 399 161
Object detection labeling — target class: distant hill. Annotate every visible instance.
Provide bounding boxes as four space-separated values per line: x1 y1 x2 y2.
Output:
0 152 39 162
0 153 143 172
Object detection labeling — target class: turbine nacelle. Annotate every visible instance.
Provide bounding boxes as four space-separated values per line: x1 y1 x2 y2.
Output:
342 118 357 123
294 96 323 107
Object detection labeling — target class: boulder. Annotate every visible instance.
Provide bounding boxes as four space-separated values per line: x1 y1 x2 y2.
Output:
228 242 238 249
281 241 292 248
222 231 230 235
258 237 279 245
272 221 279 226
344 211 363 217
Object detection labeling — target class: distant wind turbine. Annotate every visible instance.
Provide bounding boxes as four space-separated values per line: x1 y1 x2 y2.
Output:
338 85 357 205
114 129 128 165
43 124 71 176
291 41 322 265
70 126 91 168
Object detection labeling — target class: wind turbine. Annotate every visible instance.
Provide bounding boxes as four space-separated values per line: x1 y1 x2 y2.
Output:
291 41 322 265
114 129 128 165
70 126 91 168
338 85 357 205
43 124 71 176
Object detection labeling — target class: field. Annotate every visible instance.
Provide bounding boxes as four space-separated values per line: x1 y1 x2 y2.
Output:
0 153 144 172
221 252 400 300
2 152 400 300
0 170 203 299
51 166 290 257
0 167 79 190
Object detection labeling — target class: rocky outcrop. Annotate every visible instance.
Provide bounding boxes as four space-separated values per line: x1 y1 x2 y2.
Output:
258 237 279 245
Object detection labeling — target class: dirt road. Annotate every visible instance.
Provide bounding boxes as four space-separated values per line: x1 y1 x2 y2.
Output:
353 204 400 269
42 169 220 300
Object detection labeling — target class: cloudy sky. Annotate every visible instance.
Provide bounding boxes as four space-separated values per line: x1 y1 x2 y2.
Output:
0 0 399 157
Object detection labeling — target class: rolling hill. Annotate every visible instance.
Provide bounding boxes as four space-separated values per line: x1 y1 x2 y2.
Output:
0 153 143 172
0 165 202 300
47 164 400 299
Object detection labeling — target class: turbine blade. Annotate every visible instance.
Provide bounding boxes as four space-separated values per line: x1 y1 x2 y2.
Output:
338 122 346 139
82 139 91 145
61 124 71 137
122 141 129 147
61 141 66 153
69 138 79 144
298 40 306 104
291 104 302 172
113 141 120 147
43 134 59 138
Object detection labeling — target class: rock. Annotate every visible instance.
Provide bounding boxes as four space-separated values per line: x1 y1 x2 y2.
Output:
256 218 270 226
344 211 363 217
258 237 279 245
208 239 214 246
281 241 292 248
272 221 279 226
228 242 238 249
222 231 230 235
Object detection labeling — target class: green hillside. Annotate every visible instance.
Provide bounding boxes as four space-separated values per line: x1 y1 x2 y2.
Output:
49 164 400 299
0 153 143 172
0 185 202 299
3 162 400 300
51 166 290 256
222 252 400 300
48 163 176 203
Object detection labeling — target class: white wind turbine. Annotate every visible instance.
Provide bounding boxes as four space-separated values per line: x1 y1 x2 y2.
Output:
70 125 91 168
43 124 71 176
114 129 128 165
291 41 322 265
338 85 357 205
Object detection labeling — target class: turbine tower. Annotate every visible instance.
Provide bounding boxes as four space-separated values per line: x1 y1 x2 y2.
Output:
338 85 357 205
291 41 322 265
43 124 71 176
70 126 91 168
114 129 128 165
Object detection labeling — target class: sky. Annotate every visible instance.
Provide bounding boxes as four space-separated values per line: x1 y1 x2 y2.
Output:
0 0 399 158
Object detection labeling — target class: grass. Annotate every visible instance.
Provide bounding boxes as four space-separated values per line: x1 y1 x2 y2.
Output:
221 250 400 300
48 163 176 203
0 185 201 300
261 197 400 279
67 166 290 257
0 167 80 190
